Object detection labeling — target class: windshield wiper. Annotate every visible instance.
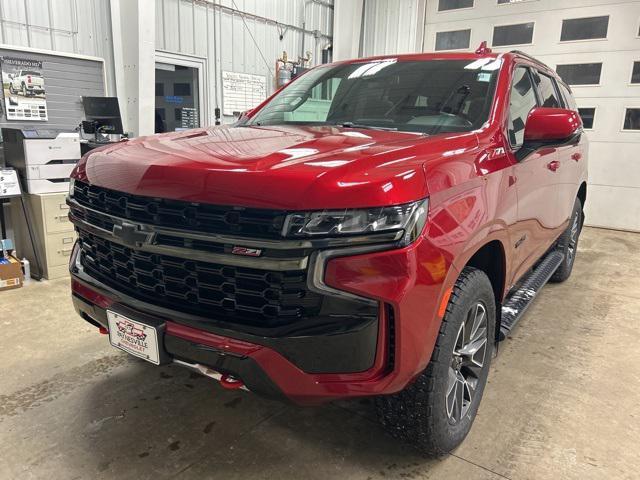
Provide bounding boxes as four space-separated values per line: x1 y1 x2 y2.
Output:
336 122 398 131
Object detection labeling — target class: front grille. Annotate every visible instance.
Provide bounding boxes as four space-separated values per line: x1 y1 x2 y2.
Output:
77 230 322 327
73 181 287 239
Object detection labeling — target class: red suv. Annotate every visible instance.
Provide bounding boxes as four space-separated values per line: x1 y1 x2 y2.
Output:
68 45 587 454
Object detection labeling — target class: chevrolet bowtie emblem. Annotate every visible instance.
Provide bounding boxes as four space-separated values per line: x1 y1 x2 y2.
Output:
112 221 154 246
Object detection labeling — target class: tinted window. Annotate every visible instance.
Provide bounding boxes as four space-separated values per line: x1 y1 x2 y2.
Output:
174 83 191 96
435 29 471 50
155 83 164 96
534 72 561 108
623 108 640 130
556 63 602 85
578 108 595 129
492 22 534 46
558 82 577 110
250 59 500 135
631 62 640 84
561 16 609 41
438 0 473 11
508 67 538 148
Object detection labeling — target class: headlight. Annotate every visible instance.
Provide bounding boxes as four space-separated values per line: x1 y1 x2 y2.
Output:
283 198 428 244
68 177 75 198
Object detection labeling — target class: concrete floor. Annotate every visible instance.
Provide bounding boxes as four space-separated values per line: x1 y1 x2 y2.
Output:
1 226 639 480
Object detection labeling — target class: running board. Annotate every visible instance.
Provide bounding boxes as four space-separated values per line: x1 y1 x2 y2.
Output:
499 251 564 341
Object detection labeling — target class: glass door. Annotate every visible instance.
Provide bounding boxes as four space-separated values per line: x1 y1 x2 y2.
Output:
154 53 206 133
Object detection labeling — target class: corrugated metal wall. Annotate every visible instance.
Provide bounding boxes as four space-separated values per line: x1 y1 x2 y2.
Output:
155 0 334 122
360 0 425 57
0 0 115 94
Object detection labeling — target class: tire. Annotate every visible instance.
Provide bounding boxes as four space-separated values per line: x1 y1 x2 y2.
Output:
375 267 496 455
549 197 582 283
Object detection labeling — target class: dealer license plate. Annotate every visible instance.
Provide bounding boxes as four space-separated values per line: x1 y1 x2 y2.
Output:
107 311 160 365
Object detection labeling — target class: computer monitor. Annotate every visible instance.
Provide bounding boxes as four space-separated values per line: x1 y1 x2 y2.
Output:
81 96 124 135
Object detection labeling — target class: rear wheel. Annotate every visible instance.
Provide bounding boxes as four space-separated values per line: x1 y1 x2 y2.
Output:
375 267 495 455
550 197 582 283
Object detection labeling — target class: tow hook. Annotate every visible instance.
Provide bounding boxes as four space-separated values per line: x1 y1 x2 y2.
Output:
220 374 245 390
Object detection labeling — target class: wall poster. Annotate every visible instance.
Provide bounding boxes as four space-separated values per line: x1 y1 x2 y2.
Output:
1 56 48 121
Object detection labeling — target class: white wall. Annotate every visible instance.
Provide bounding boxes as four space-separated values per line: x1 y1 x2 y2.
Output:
360 0 426 56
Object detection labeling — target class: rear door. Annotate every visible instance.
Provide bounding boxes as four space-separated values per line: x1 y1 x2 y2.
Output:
507 66 561 283
556 80 586 226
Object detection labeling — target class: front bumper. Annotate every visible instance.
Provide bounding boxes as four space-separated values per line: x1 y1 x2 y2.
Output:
70 227 452 405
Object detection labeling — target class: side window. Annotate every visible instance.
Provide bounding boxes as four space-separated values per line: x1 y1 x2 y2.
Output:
533 71 561 108
557 82 577 111
508 67 538 148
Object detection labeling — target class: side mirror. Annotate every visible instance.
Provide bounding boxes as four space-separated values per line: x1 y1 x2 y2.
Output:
524 107 582 144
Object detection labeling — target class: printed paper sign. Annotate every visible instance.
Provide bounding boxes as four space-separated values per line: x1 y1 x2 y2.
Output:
222 71 266 116
1 56 48 121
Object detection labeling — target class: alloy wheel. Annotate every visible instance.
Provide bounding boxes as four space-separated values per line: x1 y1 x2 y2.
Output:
567 213 580 264
446 302 488 424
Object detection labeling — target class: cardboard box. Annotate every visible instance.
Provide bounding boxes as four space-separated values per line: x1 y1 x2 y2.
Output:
0 255 23 291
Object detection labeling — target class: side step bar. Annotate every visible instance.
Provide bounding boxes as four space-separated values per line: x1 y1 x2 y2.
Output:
499 250 564 341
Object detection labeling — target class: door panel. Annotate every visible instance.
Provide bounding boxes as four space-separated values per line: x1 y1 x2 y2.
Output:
506 66 566 285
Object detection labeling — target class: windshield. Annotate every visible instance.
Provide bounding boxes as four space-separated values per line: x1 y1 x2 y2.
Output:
22 71 41 76
248 58 501 134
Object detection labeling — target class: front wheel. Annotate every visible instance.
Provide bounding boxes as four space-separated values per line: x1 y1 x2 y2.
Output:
375 267 496 455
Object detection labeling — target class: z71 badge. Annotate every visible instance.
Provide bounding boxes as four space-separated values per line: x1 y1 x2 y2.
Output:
231 246 262 257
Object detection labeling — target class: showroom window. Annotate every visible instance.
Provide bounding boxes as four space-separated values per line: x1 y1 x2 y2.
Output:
435 29 471 50
631 62 640 84
438 0 473 12
508 67 537 148
533 71 561 108
623 108 640 130
556 63 602 85
155 83 164 96
492 22 534 47
578 108 596 129
560 16 609 41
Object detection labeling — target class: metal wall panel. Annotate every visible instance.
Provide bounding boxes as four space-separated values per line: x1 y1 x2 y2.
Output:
156 0 333 123
0 0 116 95
360 0 425 57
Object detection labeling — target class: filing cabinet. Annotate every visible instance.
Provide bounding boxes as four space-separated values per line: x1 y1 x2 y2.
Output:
10 192 75 279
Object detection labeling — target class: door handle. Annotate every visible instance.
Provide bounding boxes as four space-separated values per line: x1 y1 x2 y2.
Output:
571 152 582 162
547 160 560 172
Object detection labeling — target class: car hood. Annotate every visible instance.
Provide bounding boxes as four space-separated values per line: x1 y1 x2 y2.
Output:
74 124 476 210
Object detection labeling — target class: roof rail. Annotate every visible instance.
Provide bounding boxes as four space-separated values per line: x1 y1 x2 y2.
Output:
509 50 547 68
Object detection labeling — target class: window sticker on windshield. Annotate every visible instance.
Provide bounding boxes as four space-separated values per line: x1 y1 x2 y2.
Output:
477 72 491 82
